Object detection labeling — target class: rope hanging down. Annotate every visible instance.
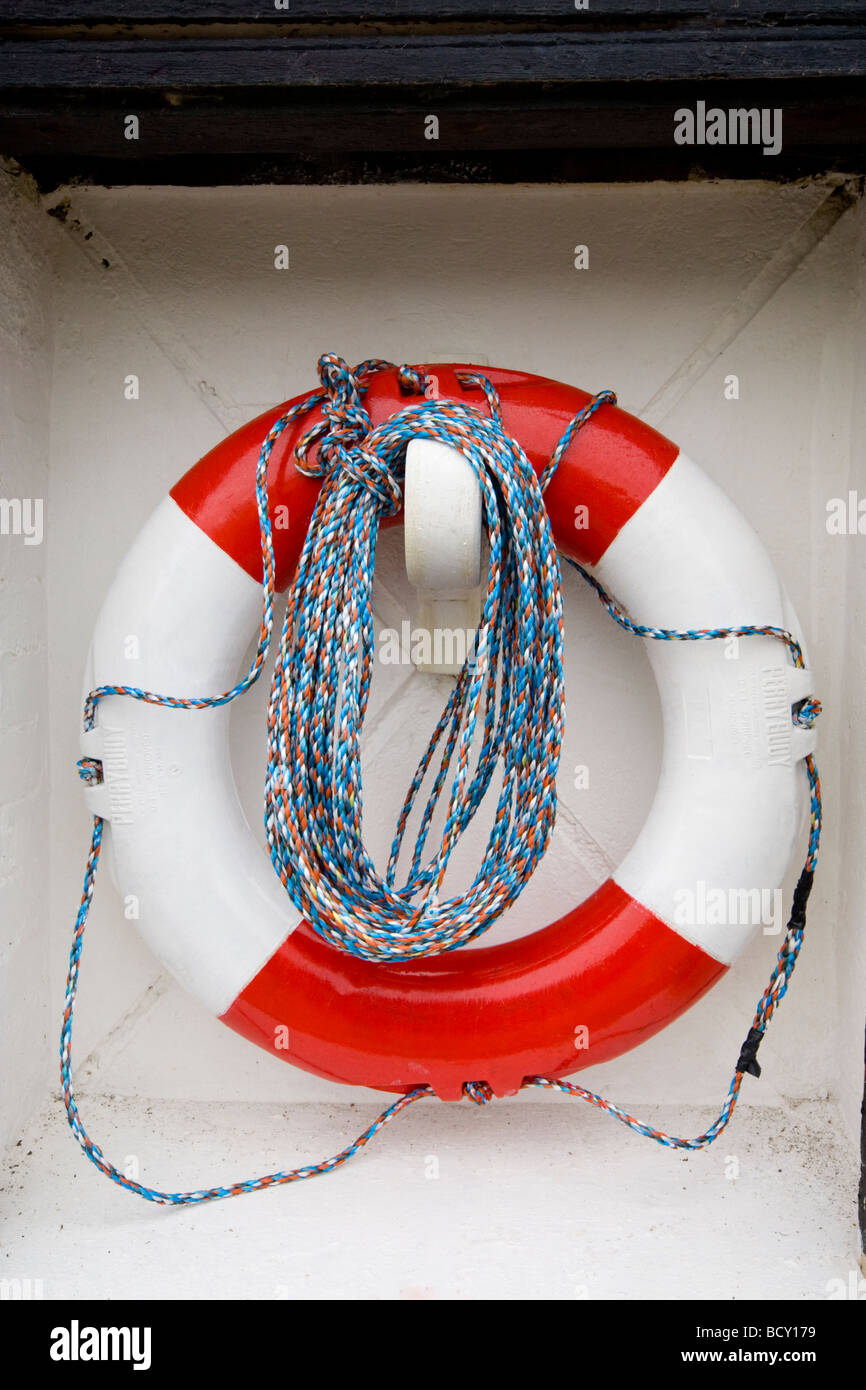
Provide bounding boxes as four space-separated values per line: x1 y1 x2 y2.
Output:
64 355 821 1205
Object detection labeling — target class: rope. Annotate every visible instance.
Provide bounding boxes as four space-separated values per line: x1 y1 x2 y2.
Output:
268 355 568 959
63 355 821 1203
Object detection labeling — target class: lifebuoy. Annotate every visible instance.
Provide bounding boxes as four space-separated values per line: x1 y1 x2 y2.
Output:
81 364 816 1101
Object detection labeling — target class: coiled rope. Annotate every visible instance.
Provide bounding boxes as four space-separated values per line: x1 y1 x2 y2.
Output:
266 357 576 959
64 355 821 1204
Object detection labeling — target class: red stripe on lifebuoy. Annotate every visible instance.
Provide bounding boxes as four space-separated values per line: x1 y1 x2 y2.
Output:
221 881 725 1101
170 364 677 588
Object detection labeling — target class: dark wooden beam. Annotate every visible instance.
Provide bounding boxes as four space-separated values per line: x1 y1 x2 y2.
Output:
1 3 863 186
4 83 864 154
1 30 864 89
7 79 863 191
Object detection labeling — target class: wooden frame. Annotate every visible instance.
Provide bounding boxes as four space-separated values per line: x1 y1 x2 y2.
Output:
1 3 864 187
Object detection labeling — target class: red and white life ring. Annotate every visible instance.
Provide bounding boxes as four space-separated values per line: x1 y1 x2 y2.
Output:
81 364 816 1100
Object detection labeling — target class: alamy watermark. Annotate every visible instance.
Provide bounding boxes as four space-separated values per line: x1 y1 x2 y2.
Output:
0 497 43 545
378 621 484 670
826 491 866 535
674 101 782 157
50 1320 152 1370
0 1276 44 1300
673 881 784 934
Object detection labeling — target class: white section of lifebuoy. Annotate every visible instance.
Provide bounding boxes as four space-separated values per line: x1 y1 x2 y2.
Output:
597 453 816 964
81 497 302 1014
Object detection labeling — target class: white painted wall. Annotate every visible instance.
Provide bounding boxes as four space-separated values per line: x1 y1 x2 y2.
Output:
1 177 862 1158
0 166 54 1152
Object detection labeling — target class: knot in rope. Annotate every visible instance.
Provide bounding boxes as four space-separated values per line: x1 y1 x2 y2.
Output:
293 354 404 514
265 355 588 962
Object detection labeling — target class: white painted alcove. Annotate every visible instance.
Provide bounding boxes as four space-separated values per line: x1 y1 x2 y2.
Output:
0 166 863 1299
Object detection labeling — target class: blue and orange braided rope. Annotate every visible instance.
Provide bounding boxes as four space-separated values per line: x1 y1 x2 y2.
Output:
63 354 821 1203
267 358 569 959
